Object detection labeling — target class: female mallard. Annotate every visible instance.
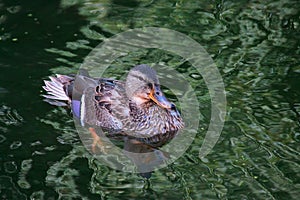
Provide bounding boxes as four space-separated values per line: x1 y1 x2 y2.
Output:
43 65 184 147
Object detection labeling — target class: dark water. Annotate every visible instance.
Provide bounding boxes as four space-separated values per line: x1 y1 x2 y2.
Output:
1 0 299 199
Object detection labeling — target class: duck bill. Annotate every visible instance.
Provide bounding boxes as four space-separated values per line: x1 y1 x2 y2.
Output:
149 86 173 109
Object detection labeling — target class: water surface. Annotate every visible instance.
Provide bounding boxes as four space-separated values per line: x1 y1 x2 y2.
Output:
0 0 299 199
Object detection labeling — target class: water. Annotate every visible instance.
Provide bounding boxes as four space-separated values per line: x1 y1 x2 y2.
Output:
1 0 299 199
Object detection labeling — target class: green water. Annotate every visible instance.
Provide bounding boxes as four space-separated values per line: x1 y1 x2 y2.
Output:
1 0 299 199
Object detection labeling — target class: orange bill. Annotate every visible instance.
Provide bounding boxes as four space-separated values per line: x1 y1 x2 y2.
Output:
149 85 173 109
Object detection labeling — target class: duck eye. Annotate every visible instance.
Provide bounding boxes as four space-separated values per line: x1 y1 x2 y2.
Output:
147 83 153 89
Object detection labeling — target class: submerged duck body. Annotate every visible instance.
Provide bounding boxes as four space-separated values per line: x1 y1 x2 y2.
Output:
43 65 184 147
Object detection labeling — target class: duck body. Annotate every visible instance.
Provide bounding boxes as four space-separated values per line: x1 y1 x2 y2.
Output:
43 65 184 147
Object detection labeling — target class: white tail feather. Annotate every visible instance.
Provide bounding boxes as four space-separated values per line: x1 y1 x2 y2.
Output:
43 75 70 102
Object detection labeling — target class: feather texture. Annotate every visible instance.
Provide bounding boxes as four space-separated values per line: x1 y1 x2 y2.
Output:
42 65 184 147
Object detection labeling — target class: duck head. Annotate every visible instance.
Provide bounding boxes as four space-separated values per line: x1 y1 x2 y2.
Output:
125 65 174 109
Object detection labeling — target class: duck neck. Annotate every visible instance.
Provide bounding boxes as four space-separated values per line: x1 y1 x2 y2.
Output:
129 101 183 133
129 101 151 122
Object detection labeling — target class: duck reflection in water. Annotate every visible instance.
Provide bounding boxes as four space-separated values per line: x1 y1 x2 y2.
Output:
43 65 184 178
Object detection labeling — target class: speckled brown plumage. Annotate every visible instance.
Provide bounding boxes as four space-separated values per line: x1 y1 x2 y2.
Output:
43 65 184 147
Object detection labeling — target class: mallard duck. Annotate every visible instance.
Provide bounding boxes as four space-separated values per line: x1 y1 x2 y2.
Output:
42 65 184 147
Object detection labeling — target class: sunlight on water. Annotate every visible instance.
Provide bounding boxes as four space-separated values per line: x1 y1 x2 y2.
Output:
0 0 299 199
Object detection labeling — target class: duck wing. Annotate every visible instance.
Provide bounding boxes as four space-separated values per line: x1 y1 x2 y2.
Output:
43 72 129 131
79 78 129 131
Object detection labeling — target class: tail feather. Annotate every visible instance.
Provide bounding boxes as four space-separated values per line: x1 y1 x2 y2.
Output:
43 98 69 107
56 74 74 83
43 80 65 97
42 74 74 106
